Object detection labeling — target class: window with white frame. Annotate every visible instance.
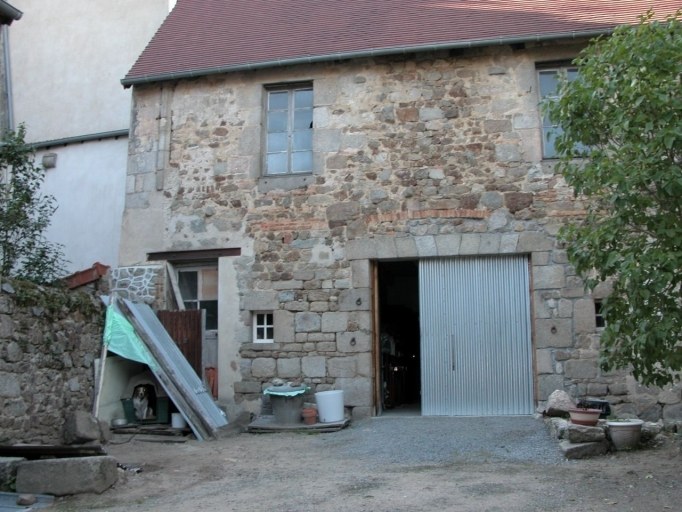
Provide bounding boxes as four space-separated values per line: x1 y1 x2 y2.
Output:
265 83 313 175
538 65 579 159
177 267 219 330
253 312 274 343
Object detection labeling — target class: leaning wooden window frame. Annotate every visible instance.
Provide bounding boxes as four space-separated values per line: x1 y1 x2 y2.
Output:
253 311 274 343
264 82 313 176
176 265 219 331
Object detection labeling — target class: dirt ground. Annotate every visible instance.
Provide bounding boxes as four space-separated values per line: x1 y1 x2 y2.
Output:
53 419 681 512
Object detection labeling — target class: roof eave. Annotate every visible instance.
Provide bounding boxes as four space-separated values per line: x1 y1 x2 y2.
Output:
0 0 22 25
121 28 613 88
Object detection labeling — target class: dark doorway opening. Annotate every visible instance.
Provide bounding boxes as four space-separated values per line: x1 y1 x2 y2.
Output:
377 260 421 415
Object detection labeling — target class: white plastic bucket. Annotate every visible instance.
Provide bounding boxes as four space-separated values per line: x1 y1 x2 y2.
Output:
171 412 187 429
315 390 344 423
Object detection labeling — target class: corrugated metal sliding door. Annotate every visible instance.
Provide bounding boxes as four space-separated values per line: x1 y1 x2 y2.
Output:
419 255 533 416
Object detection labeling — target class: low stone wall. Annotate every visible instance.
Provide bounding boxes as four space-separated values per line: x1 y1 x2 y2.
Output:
0 280 105 444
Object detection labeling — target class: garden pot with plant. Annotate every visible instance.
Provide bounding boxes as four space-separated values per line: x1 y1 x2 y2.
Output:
568 407 602 426
606 418 644 450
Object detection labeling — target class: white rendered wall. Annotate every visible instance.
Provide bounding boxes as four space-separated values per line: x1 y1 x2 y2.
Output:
38 139 128 273
9 0 170 141
7 1 169 273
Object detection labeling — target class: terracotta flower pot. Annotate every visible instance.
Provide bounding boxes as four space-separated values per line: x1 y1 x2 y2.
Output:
568 407 602 426
301 407 318 425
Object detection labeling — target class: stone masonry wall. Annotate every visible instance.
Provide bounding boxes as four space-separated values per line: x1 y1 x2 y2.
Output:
0 280 105 444
110 265 165 309
120 42 682 422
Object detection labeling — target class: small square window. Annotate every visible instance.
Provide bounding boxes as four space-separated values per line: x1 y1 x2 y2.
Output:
253 312 274 343
264 83 313 176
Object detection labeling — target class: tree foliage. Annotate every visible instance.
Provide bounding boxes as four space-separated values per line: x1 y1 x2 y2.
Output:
0 125 65 284
546 10 682 386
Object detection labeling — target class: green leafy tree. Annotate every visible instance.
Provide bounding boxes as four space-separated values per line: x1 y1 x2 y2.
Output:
546 10 682 386
0 125 65 284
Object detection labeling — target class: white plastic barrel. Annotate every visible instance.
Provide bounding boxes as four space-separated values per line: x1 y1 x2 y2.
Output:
315 390 344 423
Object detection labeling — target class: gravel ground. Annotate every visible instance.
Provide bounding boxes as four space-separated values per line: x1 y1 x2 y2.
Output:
315 415 565 466
53 415 681 512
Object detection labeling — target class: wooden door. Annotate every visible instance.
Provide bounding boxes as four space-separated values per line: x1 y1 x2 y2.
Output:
157 310 203 378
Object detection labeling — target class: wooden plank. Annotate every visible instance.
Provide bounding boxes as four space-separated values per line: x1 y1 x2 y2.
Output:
246 416 350 434
157 309 203 378
148 248 241 262
111 425 189 437
0 445 105 459
371 261 381 416
92 344 108 417
165 261 185 311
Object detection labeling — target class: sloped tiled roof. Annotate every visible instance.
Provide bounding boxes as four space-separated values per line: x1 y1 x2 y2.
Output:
123 0 680 86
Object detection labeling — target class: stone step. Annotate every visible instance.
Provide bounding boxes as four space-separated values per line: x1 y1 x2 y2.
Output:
559 440 609 459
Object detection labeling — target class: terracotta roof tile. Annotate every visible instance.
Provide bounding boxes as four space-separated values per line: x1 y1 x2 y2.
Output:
123 0 681 85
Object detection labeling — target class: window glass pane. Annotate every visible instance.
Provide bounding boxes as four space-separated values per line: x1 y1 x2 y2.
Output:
200 268 218 300
178 271 198 300
542 113 553 129
566 69 579 82
267 153 288 174
543 127 558 158
293 131 312 151
266 327 274 339
267 132 288 153
200 300 218 330
538 71 559 98
292 150 313 173
294 109 313 130
294 89 313 108
267 111 288 133
265 313 273 325
268 90 288 110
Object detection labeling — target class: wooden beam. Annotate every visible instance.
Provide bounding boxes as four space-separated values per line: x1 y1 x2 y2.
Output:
0 445 105 459
165 261 185 311
147 248 241 263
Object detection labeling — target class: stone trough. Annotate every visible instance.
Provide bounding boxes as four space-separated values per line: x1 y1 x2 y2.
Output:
0 411 118 498
15 456 118 496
